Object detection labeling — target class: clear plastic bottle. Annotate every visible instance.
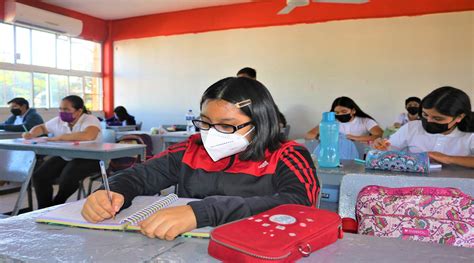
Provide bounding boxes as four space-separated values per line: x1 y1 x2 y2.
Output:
318 112 340 168
185 109 195 133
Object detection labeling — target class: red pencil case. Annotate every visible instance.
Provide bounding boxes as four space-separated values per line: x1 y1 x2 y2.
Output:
208 204 343 262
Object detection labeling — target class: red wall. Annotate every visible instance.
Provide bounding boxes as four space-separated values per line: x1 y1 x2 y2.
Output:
111 0 474 41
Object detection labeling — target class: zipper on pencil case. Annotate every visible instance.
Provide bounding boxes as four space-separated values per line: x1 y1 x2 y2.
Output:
210 218 342 260
210 236 292 260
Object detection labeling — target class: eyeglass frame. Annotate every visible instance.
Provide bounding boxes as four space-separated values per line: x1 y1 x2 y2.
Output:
192 119 253 134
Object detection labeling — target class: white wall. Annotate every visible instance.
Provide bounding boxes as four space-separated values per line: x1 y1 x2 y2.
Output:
114 11 474 139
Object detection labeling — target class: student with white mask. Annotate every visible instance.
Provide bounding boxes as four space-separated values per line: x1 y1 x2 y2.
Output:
82 77 319 240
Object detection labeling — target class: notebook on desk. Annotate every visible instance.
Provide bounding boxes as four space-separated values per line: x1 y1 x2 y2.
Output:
36 194 211 238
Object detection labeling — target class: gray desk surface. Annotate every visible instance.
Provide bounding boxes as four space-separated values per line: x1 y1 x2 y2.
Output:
317 159 474 186
0 208 474 263
0 130 23 140
0 209 472 263
106 125 137 132
116 131 194 138
0 139 146 161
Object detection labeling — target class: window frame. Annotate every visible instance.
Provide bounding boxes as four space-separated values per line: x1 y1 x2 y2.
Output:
0 22 103 110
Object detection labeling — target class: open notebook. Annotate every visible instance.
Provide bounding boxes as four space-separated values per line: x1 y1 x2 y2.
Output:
36 194 211 238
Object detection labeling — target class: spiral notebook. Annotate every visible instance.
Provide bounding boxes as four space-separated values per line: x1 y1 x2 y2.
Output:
36 194 211 238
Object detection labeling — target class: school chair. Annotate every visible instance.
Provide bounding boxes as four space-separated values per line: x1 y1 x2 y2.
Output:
136 122 143 131
0 149 36 216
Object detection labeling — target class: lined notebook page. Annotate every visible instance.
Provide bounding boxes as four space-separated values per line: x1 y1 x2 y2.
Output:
36 196 199 229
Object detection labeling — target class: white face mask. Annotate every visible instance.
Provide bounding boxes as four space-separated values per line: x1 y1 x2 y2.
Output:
201 127 254 162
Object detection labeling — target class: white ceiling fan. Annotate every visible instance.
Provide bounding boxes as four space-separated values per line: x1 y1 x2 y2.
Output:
278 0 369 15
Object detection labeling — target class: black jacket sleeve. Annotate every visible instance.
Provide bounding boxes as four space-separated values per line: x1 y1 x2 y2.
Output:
105 149 184 209
188 145 319 228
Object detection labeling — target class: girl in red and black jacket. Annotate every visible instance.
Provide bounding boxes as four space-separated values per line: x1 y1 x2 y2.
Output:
82 77 319 240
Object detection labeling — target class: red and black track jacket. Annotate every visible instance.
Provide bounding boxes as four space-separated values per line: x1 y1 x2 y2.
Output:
107 134 319 228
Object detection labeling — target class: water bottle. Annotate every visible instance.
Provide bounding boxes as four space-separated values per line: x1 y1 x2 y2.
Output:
185 109 195 133
318 112 340 168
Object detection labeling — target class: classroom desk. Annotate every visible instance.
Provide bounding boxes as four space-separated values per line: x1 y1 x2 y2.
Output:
0 209 472 263
116 131 195 154
316 159 474 187
0 130 23 140
0 139 147 162
106 125 137 132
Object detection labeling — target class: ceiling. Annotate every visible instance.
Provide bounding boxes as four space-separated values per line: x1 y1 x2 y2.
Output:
41 0 256 20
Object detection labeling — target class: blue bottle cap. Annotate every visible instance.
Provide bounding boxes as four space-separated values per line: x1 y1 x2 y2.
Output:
322 112 336 122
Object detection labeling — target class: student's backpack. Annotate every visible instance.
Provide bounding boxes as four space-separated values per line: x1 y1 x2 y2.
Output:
107 134 154 173
355 185 474 248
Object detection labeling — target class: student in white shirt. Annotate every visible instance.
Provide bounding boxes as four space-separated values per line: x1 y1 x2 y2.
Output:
374 86 474 168
305 96 383 142
23 95 102 208
393 96 421 128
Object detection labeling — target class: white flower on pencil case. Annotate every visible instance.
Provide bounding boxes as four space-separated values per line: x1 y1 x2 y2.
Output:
365 150 429 173
356 185 474 248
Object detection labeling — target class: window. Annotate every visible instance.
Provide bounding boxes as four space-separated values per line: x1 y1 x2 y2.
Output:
71 38 101 72
49 75 68 108
0 23 14 63
33 73 48 108
56 35 70 70
32 30 56 68
0 70 32 106
15 26 31 65
0 22 102 110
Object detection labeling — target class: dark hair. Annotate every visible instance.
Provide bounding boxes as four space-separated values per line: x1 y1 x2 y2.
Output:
62 95 90 114
114 106 129 119
200 77 284 161
237 67 257 79
8 97 29 109
405 96 421 106
330 96 375 120
421 86 473 132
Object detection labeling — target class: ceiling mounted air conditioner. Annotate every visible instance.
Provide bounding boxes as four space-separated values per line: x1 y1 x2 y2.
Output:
4 1 83 36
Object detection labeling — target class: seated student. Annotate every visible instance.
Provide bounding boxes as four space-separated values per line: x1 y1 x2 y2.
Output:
393 96 421 128
0 97 44 131
374 86 474 168
106 106 136 126
23 95 102 208
81 77 319 240
305 97 383 142
236 67 288 130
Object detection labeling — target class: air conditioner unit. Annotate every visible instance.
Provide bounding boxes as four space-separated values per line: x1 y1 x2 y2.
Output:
4 1 83 36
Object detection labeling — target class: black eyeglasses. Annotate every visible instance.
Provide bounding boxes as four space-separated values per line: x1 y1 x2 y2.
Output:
192 119 252 134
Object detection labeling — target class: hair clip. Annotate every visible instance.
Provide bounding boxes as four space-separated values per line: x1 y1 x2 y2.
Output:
235 99 252 109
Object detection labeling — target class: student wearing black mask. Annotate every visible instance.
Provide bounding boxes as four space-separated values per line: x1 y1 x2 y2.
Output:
305 97 383 142
106 106 136 126
393 97 421 128
0 97 44 131
374 86 474 168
